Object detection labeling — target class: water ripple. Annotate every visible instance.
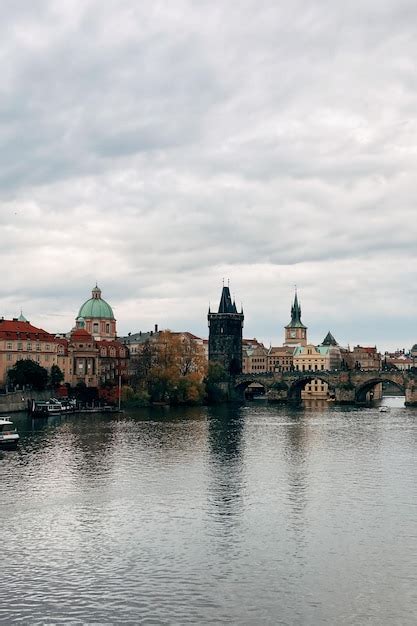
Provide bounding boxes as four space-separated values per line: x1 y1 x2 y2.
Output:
1 404 417 624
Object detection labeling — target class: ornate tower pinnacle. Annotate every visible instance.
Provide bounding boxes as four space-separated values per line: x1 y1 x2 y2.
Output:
284 289 307 347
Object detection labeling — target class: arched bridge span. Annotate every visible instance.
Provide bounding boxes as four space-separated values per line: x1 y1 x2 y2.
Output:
233 370 417 405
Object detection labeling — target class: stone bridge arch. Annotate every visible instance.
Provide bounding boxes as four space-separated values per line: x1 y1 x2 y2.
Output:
354 376 405 403
234 374 287 401
234 376 267 399
287 373 335 403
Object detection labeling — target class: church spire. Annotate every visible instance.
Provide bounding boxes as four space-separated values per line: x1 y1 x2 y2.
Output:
290 288 301 323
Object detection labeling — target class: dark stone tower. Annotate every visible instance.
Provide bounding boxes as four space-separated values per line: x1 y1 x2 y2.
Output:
208 285 244 375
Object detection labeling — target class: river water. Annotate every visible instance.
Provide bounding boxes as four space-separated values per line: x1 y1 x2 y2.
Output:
1 398 417 625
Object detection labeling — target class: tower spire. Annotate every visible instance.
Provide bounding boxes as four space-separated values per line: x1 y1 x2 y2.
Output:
218 283 235 313
285 288 307 346
291 287 302 323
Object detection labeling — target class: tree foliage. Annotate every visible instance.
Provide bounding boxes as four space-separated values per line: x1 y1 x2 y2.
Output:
204 361 228 403
98 381 119 405
49 364 64 388
8 359 48 391
130 330 207 404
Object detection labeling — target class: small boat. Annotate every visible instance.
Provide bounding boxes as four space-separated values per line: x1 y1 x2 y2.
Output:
379 406 390 412
0 417 19 448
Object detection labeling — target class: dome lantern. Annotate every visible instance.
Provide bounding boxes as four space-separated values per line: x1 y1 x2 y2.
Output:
92 285 102 300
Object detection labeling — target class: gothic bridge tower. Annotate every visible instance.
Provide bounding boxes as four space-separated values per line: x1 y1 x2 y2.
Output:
208 285 244 375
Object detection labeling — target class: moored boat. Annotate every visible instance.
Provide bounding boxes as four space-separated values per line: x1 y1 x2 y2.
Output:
30 399 63 417
0 417 19 448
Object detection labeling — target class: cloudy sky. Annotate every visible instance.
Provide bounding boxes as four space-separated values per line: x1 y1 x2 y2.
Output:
1 0 417 351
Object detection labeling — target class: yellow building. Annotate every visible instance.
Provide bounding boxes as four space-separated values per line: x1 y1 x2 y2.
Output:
267 346 294 372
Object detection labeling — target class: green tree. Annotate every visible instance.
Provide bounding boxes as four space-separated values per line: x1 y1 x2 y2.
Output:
204 362 228 403
8 359 48 391
49 364 64 388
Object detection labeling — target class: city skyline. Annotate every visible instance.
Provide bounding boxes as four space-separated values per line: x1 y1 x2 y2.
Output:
1 1 417 352
2 282 415 355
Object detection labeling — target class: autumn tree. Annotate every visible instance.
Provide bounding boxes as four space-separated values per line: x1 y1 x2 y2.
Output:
131 331 207 404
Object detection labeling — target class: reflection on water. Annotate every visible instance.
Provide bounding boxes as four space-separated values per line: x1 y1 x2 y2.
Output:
1 402 417 624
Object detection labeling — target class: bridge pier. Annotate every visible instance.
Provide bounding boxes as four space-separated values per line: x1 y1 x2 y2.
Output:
334 386 355 404
405 383 417 406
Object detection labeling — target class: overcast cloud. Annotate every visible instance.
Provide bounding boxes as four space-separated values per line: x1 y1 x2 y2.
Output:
1 0 417 351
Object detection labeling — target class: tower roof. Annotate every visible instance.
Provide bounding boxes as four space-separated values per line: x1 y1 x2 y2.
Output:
218 286 238 314
286 290 306 329
322 331 338 346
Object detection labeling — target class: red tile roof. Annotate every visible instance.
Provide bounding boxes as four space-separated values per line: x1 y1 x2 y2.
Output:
0 319 55 341
70 328 93 340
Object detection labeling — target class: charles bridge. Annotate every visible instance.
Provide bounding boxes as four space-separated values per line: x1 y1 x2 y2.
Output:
233 369 417 405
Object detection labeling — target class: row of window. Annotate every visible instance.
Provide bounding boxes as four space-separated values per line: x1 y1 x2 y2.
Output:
5 342 53 351
6 354 54 363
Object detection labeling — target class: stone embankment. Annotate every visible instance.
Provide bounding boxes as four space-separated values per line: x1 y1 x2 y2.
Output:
0 390 50 413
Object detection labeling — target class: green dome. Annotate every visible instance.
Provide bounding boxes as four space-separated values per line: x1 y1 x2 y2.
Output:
78 286 115 320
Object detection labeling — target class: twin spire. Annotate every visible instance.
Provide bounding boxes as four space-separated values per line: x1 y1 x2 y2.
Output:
218 285 238 314
209 283 243 315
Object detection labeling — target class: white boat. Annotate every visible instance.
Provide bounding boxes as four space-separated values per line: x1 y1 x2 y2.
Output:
0 417 19 447
30 400 62 417
379 406 390 412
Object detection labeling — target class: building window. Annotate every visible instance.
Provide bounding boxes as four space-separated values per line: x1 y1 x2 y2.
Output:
17 342 23 351
7 353 12 361
36 344 40 351
106 323 110 334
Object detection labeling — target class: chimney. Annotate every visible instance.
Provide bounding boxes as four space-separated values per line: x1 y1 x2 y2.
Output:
155 324 158 333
